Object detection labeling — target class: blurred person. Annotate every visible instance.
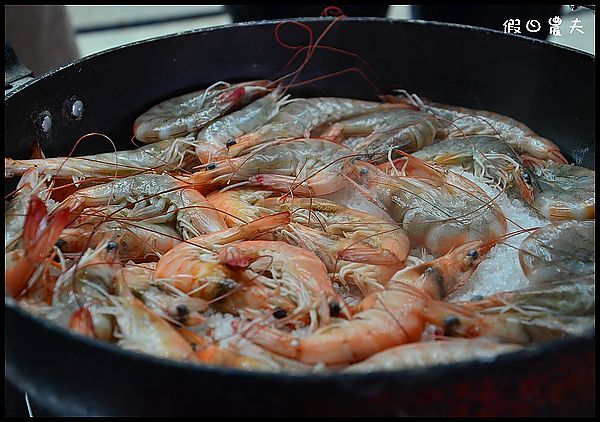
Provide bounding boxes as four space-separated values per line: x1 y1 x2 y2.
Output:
5 5 80 76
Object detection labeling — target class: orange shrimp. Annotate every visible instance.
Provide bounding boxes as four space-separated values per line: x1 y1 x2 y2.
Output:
104 295 198 362
154 214 331 328
5 197 70 298
279 222 404 296
261 196 410 265
240 237 502 365
206 188 276 226
118 262 208 327
218 240 345 331
154 212 291 297
422 293 568 345
178 328 277 371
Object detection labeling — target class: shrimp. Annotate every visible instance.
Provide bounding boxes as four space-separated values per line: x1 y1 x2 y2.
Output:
461 277 594 319
156 238 336 331
526 162 595 220
412 135 539 203
20 238 122 340
422 289 571 345
153 214 308 322
190 138 355 196
4 87 281 181
348 155 507 255
227 97 405 157
117 263 208 327
390 238 502 300
458 275 595 336
58 174 227 240
320 108 448 162
58 219 182 261
260 197 410 265
133 80 271 143
241 237 499 365
100 295 197 361
518 220 594 285
218 241 344 331
205 193 409 294
4 135 199 181
178 328 318 372
5 167 57 253
194 88 291 163
5 197 70 298
387 93 567 164
279 222 405 296
180 212 291 252
177 328 282 371
344 338 523 372
154 211 291 280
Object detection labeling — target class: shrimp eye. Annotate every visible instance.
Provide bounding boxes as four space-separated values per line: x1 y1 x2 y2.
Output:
471 295 484 302
55 239 66 251
359 167 369 175
466 250 479 260
443 315 461 333
329 302 341 317
226 139 237 147
176 304 189 322
106 240 118 251
273 308 287 319
206 163 217 171
522 171 532 185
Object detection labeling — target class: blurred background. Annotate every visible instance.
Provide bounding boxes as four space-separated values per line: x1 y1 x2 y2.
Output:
5 5 595 77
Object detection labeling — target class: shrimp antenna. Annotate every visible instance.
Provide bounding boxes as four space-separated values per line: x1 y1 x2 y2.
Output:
268 10 379 96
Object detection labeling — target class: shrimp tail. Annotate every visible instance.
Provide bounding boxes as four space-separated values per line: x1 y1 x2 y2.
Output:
23 201 71 260
69 306 97 338
378 94 422 110
547 149 568 165
5 197 71 298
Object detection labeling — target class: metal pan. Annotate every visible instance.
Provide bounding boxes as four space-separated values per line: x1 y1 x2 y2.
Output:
5 18 595 416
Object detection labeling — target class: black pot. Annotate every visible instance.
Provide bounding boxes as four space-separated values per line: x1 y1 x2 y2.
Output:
4 18 595 416
226 5 390 23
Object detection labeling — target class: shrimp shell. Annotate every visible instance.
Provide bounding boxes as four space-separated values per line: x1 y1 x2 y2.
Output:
344 338 523 372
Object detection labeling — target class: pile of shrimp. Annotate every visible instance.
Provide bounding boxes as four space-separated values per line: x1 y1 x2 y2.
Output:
4 16 595 374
